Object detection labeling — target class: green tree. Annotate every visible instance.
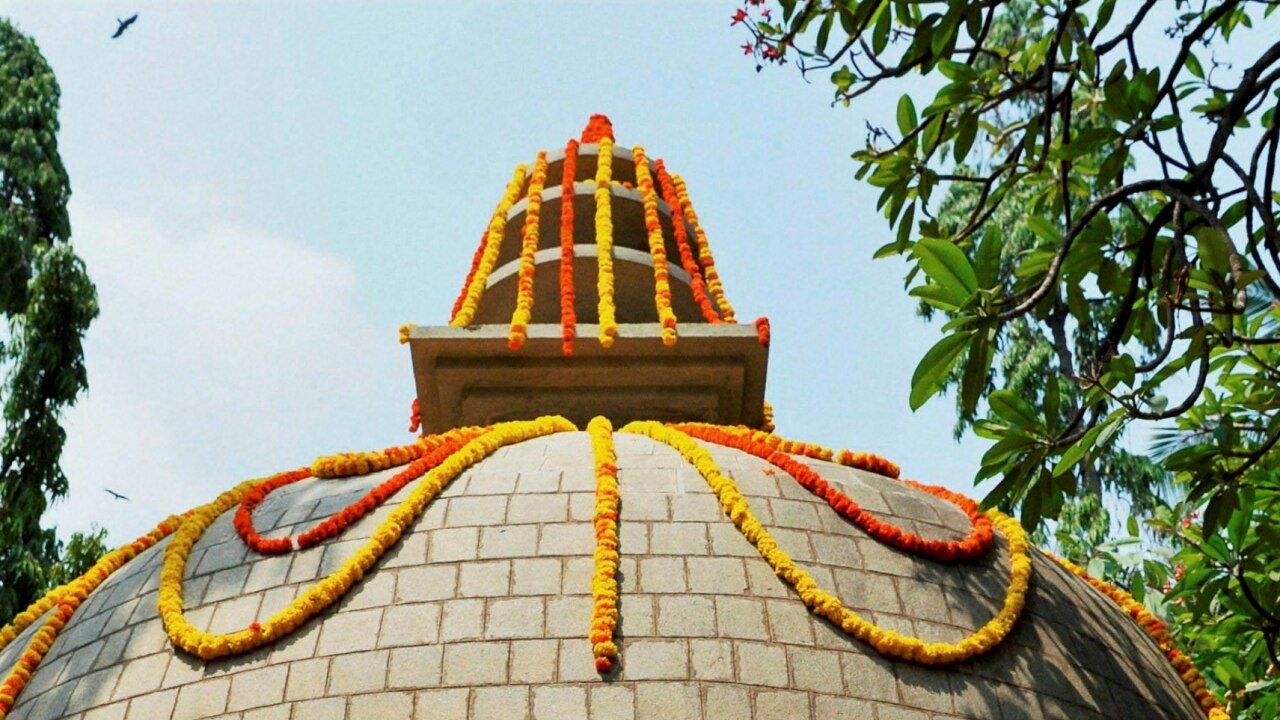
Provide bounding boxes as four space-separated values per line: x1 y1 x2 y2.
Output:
738 0 1280 715
0 18 100 619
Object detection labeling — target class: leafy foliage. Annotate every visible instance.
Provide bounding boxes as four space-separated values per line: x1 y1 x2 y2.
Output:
739 0 1280 715
0 18 100 620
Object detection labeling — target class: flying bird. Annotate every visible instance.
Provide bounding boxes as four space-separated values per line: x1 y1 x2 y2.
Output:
111 14 138 39
104 488 130 501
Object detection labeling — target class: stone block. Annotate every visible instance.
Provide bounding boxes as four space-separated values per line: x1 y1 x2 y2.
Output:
714 597 768 640
538 523 594 556
110 652 169 701
634 682 700 720
447 495 509 527
589 685 635 720
486 597 546 639
765 598 815 646
622 640 687 680
171 677 230 720
388 645 443 689
708 524 758 557
429 527 480 562
514 558 563 595
396 564 458 603
545 596 592 638
703 685 751 720
443 642 509 686
415 688 470 720
291 697 345 720
534 686 587 720
507 495 568 524
315 607 382 656
814 694 876 720
517 470 562 493
329 649 389 695
510 639 558 684
789 645 844 694
656 595 715 637
638 557 686 593
440 599 486 642
650 523 709 555
686 557 747 595
126 690 178 718
842 651 900 703
690 639 733 680
756 690 811 720
473 686 529 720
619 493 669 522
351 691 414 720
479 526 539 559
284 658 328 701
736 641 788 687
226 664 287 711
460 560 512 597
379 602 442 647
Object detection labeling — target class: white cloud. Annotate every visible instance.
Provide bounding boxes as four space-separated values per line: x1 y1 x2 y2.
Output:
47 200 396 543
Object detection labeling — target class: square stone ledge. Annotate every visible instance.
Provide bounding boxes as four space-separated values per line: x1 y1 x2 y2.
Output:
409 322 768 433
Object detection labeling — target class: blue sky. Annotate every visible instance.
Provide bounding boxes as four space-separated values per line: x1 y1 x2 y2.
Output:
6 1 1244 545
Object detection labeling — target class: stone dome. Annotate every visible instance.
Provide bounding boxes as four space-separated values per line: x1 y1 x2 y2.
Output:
1 430 1206 720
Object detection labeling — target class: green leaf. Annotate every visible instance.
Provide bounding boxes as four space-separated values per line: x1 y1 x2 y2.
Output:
914 238 977 295
910 283 968 311
988 390 1041 429
1026 216 1061 246
953 112 978 164
960 333 993 415
872 2 892 55
815 13 834 56
974 226 1002 289
897 95 917 137
910 332 971 410
1186 52 1204 80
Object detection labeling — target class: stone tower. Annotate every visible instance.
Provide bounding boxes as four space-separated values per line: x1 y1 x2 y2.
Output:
0 116 1224 720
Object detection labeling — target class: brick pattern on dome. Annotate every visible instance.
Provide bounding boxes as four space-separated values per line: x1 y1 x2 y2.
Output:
5 433 1204 720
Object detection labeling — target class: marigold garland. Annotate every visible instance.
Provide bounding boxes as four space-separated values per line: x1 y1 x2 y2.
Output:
0 516 179 717
408 397 422 434
594 137 618 348
451 164 529 326
678 424 993 562
632 146 678 346
754 316 770 347
670 174 736 323
761 400 775 433
560 139 579 356
234 427 484 554
1049 553 1229 720
398 323 414 345
621 421 1030 665
655 159 722 323
450 230 490 322
701 423 902 479
160 417 575 660
581 114 615 143
586 416 621 673
509 151 549 350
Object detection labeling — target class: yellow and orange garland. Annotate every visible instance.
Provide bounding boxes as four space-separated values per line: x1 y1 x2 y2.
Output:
560 140 579 356
587 417 622 672
0 516 180 718
509 151 549 350
156 417 574 660
451 164 529 327
1050 554 1229 720
632 147 678 346
594 136 618 348
671 174 736 323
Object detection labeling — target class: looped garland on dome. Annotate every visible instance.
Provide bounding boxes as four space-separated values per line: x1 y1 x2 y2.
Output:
0 414 1230 717
0 116 1229 720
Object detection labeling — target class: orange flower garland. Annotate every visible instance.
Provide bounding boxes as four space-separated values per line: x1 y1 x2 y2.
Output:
408 397 422 434
586 416 621 673
761 400 775 432
655 159 722 323
560 139 579 356
1049 554 1229 720
509 151 549 350
632 146 678 346
622 421 1030 666
160 417 576 661
234 427 484 554
451 164 529 327
594 137 618 348
0 516 179 718
670 174 736 322
581 114 615 143
449 231 490 323
702 423 902 478
754 316 770 346
678 424 993 562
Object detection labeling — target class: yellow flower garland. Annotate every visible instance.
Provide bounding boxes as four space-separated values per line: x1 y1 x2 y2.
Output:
586 417 621 672
159 416 575 660
621 421 1031 666
450 164 529 326
632 146 678 347
0 516 179 718
509 150 549 350
594 138 618 348
670 174 736 323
